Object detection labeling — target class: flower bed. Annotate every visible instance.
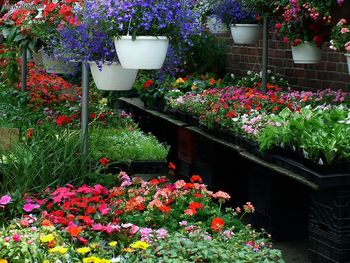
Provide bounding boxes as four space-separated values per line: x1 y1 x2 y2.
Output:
0 173 283 262
165 71 350 168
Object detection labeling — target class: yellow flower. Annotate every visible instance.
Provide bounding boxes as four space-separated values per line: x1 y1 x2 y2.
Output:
191 85 198 90
108 241 118 247
0 259 8 263
43 260 50 263
130 241 149 250
76 247 91 255
83 257 110 263
176 78 185 84
40 234 55 243
90 243 99 249
48 246 68 254
123 247 134 253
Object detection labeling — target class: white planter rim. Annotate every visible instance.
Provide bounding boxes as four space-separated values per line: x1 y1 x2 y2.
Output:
115 36 168 41
345 53 350 57
230 24 262 27
88 61 120 65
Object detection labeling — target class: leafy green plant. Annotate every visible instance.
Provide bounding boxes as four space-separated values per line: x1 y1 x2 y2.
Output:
0 129 87 196
258 107 350 164
89 128 170 163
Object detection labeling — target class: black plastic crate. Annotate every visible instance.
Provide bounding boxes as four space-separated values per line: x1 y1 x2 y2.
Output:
106 160 167 175
310 189 350 233
248 166 309 241
309 228 350 263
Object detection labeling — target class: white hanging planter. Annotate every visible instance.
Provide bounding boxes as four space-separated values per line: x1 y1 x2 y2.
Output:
114 36 169 69
89 62 138 91
40 50 76 74
291 43 322 64
345 53 350 75
230 24 262 45
207 15 227 34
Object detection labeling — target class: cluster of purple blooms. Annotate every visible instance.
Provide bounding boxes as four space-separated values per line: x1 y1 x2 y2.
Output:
52 0 200 67
213 0 257 26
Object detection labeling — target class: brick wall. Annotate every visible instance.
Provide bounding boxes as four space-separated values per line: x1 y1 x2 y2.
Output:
221 31 350 91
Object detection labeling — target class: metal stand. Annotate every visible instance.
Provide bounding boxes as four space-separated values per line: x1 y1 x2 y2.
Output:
81 62 89 165
21 47 27 92
262 15 269 93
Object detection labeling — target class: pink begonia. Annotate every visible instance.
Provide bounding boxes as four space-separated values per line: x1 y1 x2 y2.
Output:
23 203 40 213
0 195 11 206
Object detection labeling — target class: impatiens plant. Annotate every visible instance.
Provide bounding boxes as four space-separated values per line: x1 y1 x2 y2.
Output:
330 18 350 53
0 172 283 262
275 0 331 47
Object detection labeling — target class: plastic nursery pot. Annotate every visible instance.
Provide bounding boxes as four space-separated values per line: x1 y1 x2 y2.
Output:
206 15 228 34
89 62 138 91
229 24 263 45
345 53 350 75
291 43 322 64
114 36 169 70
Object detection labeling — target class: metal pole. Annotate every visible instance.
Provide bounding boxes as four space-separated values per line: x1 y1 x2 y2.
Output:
21 47 27 92
262 15 269 93
81 62 89 164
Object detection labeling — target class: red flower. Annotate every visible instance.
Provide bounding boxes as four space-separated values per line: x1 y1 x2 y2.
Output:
26 128 33 139
211 217 225 232
190 175 202 183
99 157 110 166
66 225 82 237
168 162 176 170
275 23 282 29
56 115 72 126
159 205 171 213
189 202 203 211
143 79 154 89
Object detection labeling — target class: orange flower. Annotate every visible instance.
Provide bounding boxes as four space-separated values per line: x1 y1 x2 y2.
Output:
41 219 53 227
66 226 82 237
209 78 216 85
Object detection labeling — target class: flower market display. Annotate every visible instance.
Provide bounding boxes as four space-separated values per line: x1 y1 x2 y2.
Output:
2 0 350 262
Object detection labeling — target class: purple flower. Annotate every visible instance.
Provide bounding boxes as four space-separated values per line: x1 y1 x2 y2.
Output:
214 0 256 25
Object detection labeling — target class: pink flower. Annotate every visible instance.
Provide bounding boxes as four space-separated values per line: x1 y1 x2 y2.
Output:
337 18 347 26
341 27 349 34
0 195 11 206
23 203 40 213
212 191 231 201
13 233 21 242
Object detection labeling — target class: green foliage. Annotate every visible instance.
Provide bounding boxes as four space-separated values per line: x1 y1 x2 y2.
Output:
258 107 350 164
89 128 170 163
182 32 228 76
125 225 284 263
0 129 86 196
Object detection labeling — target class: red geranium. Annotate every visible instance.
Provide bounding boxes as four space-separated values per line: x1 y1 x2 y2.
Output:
211 217 225 232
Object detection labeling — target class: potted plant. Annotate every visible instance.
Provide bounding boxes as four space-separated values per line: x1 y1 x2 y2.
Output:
102 0 200 70
330 18 350 74
275 0 332 63
194 0 227 34
56 0 138 91
213 0 262 45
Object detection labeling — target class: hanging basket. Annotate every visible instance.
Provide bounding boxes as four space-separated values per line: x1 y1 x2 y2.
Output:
39 50 76 74
230 24 262 45
89 62 138 91
207 15 227 34
346 53 350 75
291 43 322 64
114 36 169 69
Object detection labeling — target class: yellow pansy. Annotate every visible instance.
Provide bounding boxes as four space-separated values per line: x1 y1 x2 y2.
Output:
108 241 118 247
48 246 68 254
0 259 8 263
83 256 100 263
99 259 111 263
76 247 91 255
40 234 55 243
130 241 149 250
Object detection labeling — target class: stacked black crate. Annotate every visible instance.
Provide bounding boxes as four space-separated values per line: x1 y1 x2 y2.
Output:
309 189 350 263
